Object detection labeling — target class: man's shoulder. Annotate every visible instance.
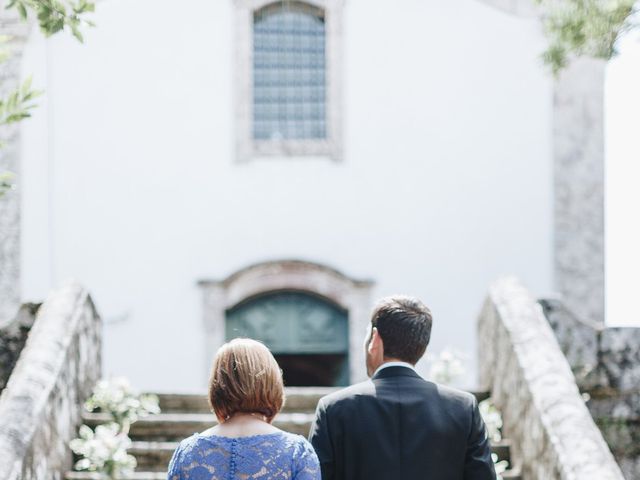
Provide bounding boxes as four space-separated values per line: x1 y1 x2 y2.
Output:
318 377 476 411
430 382 477 407
317 379 376 409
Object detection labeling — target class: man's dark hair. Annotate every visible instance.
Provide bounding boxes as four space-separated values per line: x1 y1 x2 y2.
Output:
369 295 432 364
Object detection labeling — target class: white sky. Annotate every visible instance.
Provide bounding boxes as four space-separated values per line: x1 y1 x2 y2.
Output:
605 30 640 326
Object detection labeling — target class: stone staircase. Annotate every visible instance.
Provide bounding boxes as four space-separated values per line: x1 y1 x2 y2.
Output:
65 388 521 479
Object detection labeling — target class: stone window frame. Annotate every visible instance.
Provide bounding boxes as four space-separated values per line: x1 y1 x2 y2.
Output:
198 259 374 384
234 0 344 163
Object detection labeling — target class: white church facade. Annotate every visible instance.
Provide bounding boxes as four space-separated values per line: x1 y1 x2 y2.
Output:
12 0 603 392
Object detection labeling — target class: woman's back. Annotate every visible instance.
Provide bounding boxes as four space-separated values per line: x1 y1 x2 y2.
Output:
168 431 320 480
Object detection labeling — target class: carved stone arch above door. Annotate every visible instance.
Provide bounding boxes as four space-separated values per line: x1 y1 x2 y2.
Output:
198 260 374 385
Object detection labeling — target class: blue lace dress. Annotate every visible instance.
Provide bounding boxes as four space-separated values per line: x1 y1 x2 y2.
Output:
167 431 321 480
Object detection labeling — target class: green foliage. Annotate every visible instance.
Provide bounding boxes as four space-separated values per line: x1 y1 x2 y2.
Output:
5 0 95 42
84 377 161 429
0 36 41 197
537 0 639 74
72 377 161 479
0 171 14 198
0 35 42 129
0 75 42 126
0 35 9 64
0 0 94 197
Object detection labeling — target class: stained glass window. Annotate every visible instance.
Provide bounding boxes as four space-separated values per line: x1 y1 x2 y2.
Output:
253 2 327 141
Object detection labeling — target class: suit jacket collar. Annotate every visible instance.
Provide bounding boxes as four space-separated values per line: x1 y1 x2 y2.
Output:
372 365 422 380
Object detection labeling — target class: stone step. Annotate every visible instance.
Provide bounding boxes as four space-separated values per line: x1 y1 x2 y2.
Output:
83 412 315 439
128 441 176 471
152 388 491 414
112 439 516 472
154 386 339 414
85 401 499 443
72 388 517 479
67 468 521 480
66 473 166 480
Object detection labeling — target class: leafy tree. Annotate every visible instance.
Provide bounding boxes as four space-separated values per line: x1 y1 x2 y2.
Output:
0 0 94 197
537 0 639 73
7 0 95 41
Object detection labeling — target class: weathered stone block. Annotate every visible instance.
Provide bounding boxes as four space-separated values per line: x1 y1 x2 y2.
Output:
0 7 33 326
0 282 102 480
541 299 640 480
479 277 624 480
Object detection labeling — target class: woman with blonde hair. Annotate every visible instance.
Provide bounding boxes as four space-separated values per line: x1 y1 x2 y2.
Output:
167 338 320 479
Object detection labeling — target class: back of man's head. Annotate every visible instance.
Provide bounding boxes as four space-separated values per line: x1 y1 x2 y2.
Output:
370 296 432 364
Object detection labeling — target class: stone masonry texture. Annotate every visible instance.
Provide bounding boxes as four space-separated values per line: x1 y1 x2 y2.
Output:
0 282 102 480
541 298 640 479
478 277 624 480
553 57 606 326
0 7 33 326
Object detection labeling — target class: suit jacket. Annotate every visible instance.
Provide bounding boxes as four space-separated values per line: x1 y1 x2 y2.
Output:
308 366 496 480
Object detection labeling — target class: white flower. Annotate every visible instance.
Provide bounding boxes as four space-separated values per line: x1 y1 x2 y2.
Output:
74 377 159 478
74 458 92 471
70 422 136 477
429 348 467 385
492 452 509 480
85 376 160 425
479 400 503 443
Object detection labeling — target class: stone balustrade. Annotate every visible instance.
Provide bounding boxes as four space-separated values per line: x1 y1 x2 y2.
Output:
0 282 102 480
0 6 33 326
541 298 640 479
478 277 624 480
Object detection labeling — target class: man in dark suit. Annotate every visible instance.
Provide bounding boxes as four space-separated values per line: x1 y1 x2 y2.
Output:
308 296 496 480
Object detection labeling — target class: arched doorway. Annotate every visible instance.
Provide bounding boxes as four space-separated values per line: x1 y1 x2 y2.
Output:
226 291 349 386
198 259 374 385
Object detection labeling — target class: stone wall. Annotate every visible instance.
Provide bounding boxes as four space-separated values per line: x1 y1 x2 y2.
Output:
0 282 102 480
553 57 606 326
541 298 640 479
0 7 32 326
0 303 40 393
481 0 607 331
478 277 624 480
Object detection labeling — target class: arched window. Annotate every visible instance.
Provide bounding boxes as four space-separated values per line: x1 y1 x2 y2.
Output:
234 0 343 162
253 2 326 141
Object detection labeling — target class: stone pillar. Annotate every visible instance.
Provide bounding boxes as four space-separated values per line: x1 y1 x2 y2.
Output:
553 57 606 325
0 9 32 326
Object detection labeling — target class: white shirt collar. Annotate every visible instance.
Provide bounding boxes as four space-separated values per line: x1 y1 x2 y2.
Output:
373 361 416 377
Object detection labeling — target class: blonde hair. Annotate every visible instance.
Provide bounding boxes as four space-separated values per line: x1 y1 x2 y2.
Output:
208 338 284 422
